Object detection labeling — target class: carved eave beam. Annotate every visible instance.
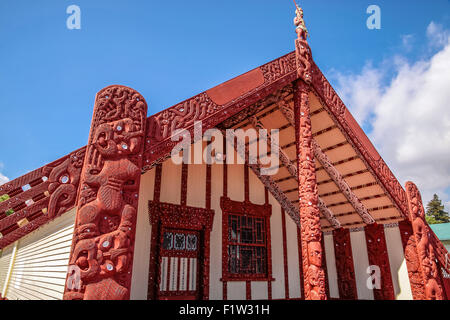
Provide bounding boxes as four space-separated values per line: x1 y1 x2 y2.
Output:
224 130 300 227
278 102 375 225
312 139 375 224
250 116 340 229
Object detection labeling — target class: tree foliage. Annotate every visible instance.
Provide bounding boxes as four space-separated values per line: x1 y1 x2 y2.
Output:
426 194 450 224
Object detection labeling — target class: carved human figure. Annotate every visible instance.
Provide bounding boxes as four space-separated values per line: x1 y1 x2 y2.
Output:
406 182 444 300
293 8 312 82
64 86 147 300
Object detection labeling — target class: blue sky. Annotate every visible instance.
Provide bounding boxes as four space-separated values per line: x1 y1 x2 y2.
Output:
1 1 450 207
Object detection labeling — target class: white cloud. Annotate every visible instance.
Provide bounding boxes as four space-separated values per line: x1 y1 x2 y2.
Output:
332 22 450 210
0 163 9 187
401 34 415 51
427 22 450 48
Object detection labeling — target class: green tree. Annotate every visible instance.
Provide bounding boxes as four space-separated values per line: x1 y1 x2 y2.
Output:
425 194 450 224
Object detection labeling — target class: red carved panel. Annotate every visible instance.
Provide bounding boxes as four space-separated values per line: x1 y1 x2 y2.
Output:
63 85 148 300
333 228 357 300
364 224 395 300
0 147 85 249
294 80 327 300
398 220 425 300
405 182 444 300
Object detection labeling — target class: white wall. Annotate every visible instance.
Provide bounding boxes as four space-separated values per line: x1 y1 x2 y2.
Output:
384 224 413 300
5 209 76 300
130 168 155 299
323 232 339 298
349 229 374 300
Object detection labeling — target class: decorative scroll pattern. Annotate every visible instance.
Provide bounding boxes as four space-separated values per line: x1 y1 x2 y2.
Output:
294 80 326 300
260 54 296 83
64 85 147 300
333 228 357 300
398 220 425 300
310 62 408 217
318 197 341 229
148 200 214 300
147 93 219 143
365 224 395 300
0 147 85 249
405 182 444 300
312 140 375 225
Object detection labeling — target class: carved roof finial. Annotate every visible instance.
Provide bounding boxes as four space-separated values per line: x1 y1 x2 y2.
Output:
293 0 309 40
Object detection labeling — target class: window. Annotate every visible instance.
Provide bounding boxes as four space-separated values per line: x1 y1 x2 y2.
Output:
228 214 267 275
221 197 272 281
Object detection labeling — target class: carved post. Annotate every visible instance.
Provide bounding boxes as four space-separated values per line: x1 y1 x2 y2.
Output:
293 5 326 300
398 220 425 300
294 79 327 300
365 224 395 300
333 228 357 299
63 85 148 300
405 181 444 300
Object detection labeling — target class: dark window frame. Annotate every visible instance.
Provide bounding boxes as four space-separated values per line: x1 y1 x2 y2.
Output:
220 197 272 281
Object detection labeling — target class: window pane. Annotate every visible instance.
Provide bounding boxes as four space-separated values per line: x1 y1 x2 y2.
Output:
162 232 173 250
174 233 186 250
226 213 268 277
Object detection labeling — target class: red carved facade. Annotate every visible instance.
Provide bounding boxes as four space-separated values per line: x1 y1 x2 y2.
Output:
333 228 357 300
398 220 425 300
365 224 395 300
0 147 85 249
63 85 148 300
405 182 444 300
294 80 326 300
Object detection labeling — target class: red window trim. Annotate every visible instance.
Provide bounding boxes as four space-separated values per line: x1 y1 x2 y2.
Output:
220 196 273 282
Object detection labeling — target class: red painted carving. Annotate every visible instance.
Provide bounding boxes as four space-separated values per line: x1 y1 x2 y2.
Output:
365 224 395 300
398 220 425 300
293 6 312 83
333 228 357 299
0 147 85 249
63 85 148 300
45 149 84 218
312 140 375 225
148 200 214 299
405 182 444 300
294 80 326 300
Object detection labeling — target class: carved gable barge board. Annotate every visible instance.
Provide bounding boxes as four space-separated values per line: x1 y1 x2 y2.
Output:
0 147 86 249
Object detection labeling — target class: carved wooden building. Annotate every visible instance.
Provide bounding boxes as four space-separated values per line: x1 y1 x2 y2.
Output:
0 8 449 300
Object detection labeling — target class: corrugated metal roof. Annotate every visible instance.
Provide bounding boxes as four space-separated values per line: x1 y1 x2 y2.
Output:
430 222 450 241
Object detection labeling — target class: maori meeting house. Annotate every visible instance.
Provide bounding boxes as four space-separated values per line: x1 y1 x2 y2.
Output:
0 7 449 300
